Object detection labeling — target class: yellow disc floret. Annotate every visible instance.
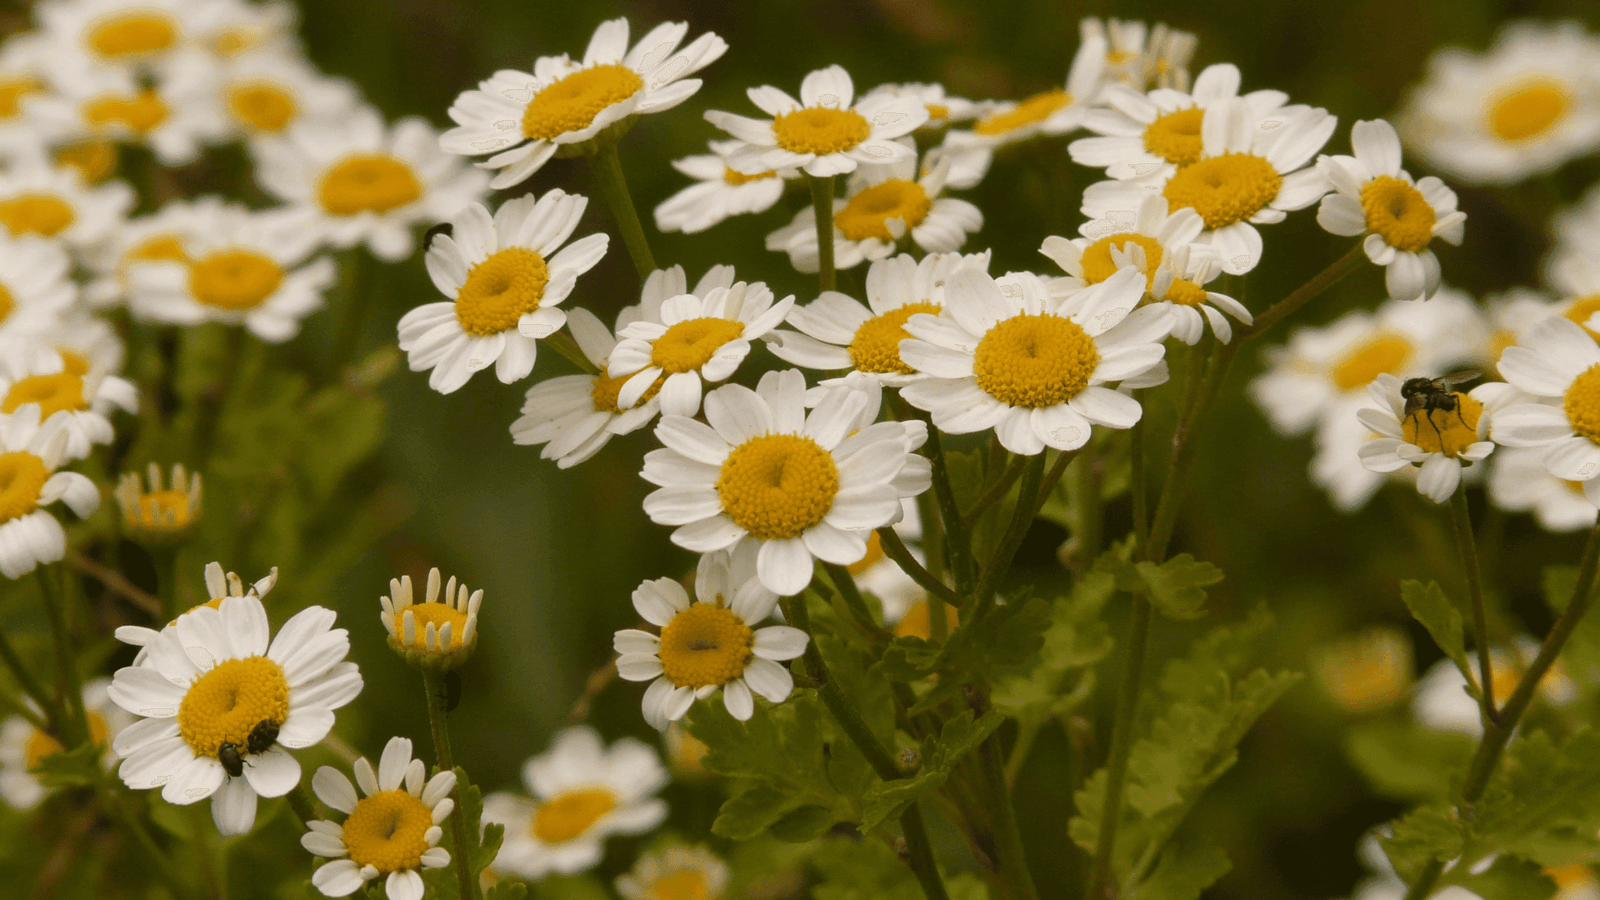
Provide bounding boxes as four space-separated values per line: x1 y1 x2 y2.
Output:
973 314 1099 408
833 180 931 242
84 91 168 134
1142 107 1204 165
175 656 290 759
1079 233 1164 287
0 285 13 324
317 155 422 216
772 107 871 155
189 250 284 311
401 602 469 650
86 10 177 60
974 89 1070 136
1360 175 1435 253
0 78 40 120
2 372 87 418
453 247 549 337
1564 363 1600 445
0 194 75 238
1163 278 1209 307
126 488 194 530
1488 78 1570 143
521 64 644 141
658 603 755 689
1329 333 1414 392
343 789 434 872
227 83 297 133
651 318 746 374
1162 153 1283 230
533 788 618 844
716 434 840 540
1402 392 1483 457
0 451 48 524
848 301 939 374
592 370 663 413
650 870 712 900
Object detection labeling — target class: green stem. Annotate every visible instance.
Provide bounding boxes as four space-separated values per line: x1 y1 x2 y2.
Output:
1070 446 1103 575
972 454 1047 620
1242 244 1365 339
915 413 975 594
1130 414 1149 550
822 562 889 641
962 454 1026 527
1083 596 1154 900
589 142 656 282
0 626 56 732
1147 339 1241 560
152 545 181 619
982 739 1041 900
1449 484 1497 725
422 669 479 900
328 247 375 381
545 331 599 375
37 566 87 746
286 783 317 828
808 174 837 292
93 775 194 900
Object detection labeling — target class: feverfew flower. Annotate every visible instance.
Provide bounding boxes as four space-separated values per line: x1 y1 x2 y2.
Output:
1313 627 1413 714
1356 373 1498 503
1493 316 1600 504
614 548 808 727
511 307 654 468
1317 120 1466 302
114 462 202 544
303 737 456 900
35 0 196 75
397 191 608 394
1081 17 1197 92
943 31 1108 152
112 561 277 660
0 234 78 343
706 64 927 178
441 18 727 188
1488 445 1599 531
214 50 360 142
0 158 132 252
82 196 222 308
641 369 932 595
47 51 227 165
0 678 130 810
482 726 667 878
0 344 136 461
858 82 985 129
108 595 362 835
379 567 482 670
616 846 730 900
1547 182 1600 299
654 139 794 235
0 406 98 578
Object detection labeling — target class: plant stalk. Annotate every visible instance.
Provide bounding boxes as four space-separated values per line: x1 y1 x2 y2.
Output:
1449 484 1497 725
808 174 837 292
37 566 87 746
422 669 478 900
1083 596 1153 900
589 141 657 282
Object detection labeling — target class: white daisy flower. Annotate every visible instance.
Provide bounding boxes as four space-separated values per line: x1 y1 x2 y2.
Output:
898 267 1174 455
214 49 360 142
616 845 730 900
114 461 203 544
397 191 608 394
653 139 795 235
35 0 196 74
1356 373 1498 503
82 195 223 308
1413 639 1574 738
1396 20 1600 185
606 271 793 418
614 547 809 726
440 17 727 188
253 107 488 261
0 34 76 157
706 64 927 179
47 49 227 165
107 593 361 835
1311 394 1420 513
641 369 932 595
1068 62 1286 182
941 31 1108 153
0 677 131 810
302 736 456 900
763 149 982 273
0 406 97 579
379 567 482 670
0 233 77 342
858 81 986 129
1492 316 1600 503
768 250 991 385
0 342 136 461
1480 287 1564 374
1488 445 1598 531
188 0 298 60
1317 120 1466 302
0 157 132 252
511 307 656 468
112 561 277 661
920 139 993 191
482 725 668 878
1547 181 1600 298
126 204 335 342
1081 17 1198 92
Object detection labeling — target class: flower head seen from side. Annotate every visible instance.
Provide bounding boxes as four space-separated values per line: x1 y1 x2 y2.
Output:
1356 373 1498 503
0 677 131 810
641 369 932 595
108 594 361 835
482 725 668 878
706 64 927 178
1317 120 1465 302
303 736 455 900
511 306 653 468
943 31 1108 153
398 191 608 395
654 139 795 235
0 406 98 579
441 17 727 189
614 547 809 727
112 560 277 660
770 250 991 386
1492 316 1600 505
379 567 481 671
899 267 1173 456
616 845 731 900
1081 17 1198 93
114 461 201 544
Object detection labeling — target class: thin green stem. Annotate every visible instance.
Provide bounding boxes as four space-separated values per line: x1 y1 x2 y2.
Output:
1449 484 1497 725
808 174 837 292
328 247 375 381
875 527 962 608
914 413 975 594
982 739 1040 900
1070 446 1103 575
422 669 479 900
1242 244 1366 339
0 626 56 732
1084 596 1154 900
1147 339 1241 560
972 454 1047 620
1130 414 1149 550
590 141 656 282
545 331 599 375
1036 449 1080 517
37 567 87 746
822 561 889 641
962 454 1026 527
287 783 317 828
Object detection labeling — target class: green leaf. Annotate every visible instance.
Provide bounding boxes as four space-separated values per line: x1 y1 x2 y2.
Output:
31 741 103 789
1400 580 1473 683
1472 728 1600 866
421 766 495 900
528 874 609 900
859 710 1004 831
1452 856 1555 900
990 558 1116 724
1343 719 1475 802
1379 804 1465 883
1125 841 1232 900
810 837 923 900
1134 555 1224 621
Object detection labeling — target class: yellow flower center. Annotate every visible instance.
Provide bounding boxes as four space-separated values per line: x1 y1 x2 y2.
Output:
0 194 75 238
0 451 47 525
0 284 12 323
1546 866 1597 892
452 248 549 337
317 155 422 216
1317 632 1410 713
520 64 643 141
533 788 618 844
1163 278 1209 307
894 600 959 640
658 603 755 689
125 487 194 530
592 369 663 413
1142 106 1204 165
1402 392 1483 458
1079 233 1164 287
84 90 169 135
188 250 284 311
227 82 297 133
1163 153 1282 230
723 167 775 185
651 317 745 375
175 657 289 760
1487 78 1570 143
0 77 40 120
651 870 712 900
1329 333 1414 392
343 789 434 873
848 301 939 374
925 103 950 121
973 314 1100 408
1360 175 1434 253
1563 294 1600 339
973 89 1070 136
834 180 932 243
55 141 118 184
1564 363 1600 445
2 372 87 418
847 530 885 575
772 107 872 155
24 711 108 771
401 602 469 650
213 29 256 57
85 10 177 60
129 234 188 265
716 434 840 540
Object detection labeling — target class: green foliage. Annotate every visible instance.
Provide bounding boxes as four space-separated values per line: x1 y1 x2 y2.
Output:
1472 729 1600 866
1344 719 1475 802
1453 856 1556 900
526 874 605 900
1124 841 1232 900
1379 804 1465 883
990 554 1117 726
486 882 530 900
1400 580 1474 684
1093 549 1223 621
859 710 1003 831
32 742 103 789
422 766 499 900
944 447 1017 566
